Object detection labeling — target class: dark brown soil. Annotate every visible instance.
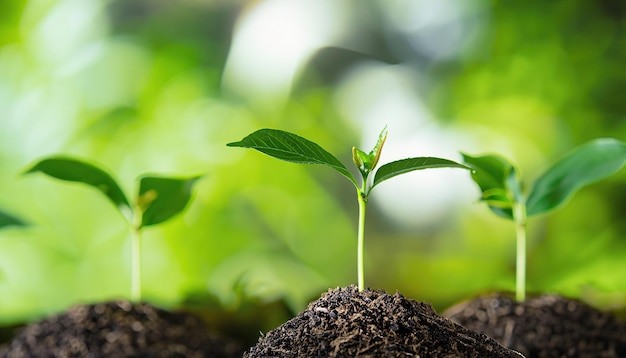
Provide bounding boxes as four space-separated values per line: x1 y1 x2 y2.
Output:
244 286 524 357
0 300 244 358
444 293 626 358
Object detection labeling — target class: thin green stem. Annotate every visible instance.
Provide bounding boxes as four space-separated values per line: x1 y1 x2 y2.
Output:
513 201 527 302
356 187 367 292
130 213 142 302
131 227 142 302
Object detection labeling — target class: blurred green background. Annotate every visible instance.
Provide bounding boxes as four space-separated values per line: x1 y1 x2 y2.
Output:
1 0 626 341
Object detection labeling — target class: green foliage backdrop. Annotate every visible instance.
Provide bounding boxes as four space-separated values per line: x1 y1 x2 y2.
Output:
1 0 625 331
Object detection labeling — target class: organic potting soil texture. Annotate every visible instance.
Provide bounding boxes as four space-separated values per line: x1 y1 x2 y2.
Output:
0 300 243 358
445 293 626 358
245 285 523 357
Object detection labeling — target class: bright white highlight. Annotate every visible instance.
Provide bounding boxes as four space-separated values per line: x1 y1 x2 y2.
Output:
336 63 475 229
222 0 344 110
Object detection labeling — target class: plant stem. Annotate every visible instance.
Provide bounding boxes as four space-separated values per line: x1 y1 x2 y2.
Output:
513 201 527 302
131 216 142 302
131 227 142 302
356 187 367 292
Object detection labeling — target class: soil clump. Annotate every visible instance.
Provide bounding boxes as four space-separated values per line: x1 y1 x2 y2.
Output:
245 285 523 357
1 300 243 358
445 293 626 358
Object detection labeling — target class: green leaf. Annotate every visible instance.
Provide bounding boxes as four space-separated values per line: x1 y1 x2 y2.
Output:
138 176 201 228
526 138 626 216
372 157 470 190
0 210 27 229
25 156 131 212
352 127 388 178
227 129 358 187
367 127 388 170
352 147 369 177
462 153 520 219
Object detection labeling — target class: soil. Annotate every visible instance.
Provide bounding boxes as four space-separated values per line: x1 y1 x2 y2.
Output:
444 293 626 358
244 285 524 357
0 300 244 358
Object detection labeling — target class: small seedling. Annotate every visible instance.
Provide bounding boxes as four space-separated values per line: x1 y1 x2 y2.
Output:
463 138 626 301
25 156 201 302
228 128 470 291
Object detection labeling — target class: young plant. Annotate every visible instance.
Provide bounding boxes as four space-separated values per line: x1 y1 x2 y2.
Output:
25 156 201 302
228 128 470 291
463 138 626 302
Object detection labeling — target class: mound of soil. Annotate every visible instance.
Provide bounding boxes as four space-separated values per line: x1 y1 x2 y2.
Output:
0 300 243 358
444 293 626 358
245 286 523 357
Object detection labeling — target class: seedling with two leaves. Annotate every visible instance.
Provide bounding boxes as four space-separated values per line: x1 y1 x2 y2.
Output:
25 157 201 302
228 128 470 291
463 138 626 301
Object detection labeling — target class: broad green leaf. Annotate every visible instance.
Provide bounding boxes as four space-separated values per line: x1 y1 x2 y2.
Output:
0 210 27 229
25 157 131 212
372 157 470 190
227 129 358 187
138 175 201 228
526 138 626 216
462 153 520 219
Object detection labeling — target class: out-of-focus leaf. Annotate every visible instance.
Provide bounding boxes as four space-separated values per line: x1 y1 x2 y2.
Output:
462 153 520 219
372 157 470 190
0 210 27 229
25 157 131 212
138 175 201 228
526 138 626 216
227 129 358 187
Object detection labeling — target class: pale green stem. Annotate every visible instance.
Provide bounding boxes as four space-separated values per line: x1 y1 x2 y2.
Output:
356 187 367 292
131 228 142 302
513 202 527 302
130 213 142 302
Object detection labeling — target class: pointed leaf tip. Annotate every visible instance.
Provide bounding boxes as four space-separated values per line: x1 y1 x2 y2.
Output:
369 127 388 170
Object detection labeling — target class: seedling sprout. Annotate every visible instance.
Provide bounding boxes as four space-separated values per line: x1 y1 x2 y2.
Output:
228 128 470 291
25 156 200 302
463 138 626 301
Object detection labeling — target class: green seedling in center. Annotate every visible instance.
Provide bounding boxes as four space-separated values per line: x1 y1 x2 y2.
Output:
25 156 201 302
463 138 626 301
228 128 470 291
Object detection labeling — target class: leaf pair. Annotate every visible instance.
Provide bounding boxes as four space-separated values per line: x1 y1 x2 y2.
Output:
25 157 200 228
352 127 387 180
463 138 626 219
227 128 470 195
